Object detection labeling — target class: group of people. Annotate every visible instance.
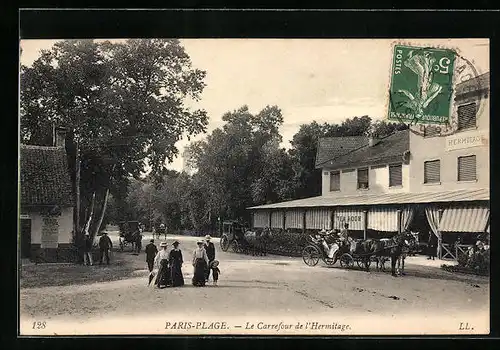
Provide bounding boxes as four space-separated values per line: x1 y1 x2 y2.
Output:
82 231 114 266
145 235 220 288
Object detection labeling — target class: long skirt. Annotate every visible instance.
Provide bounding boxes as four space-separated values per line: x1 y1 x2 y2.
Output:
155 259 172 288
170 262 185 287
192 258 207 286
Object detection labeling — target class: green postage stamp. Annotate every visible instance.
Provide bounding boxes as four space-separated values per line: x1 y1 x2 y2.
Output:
388 45 456 125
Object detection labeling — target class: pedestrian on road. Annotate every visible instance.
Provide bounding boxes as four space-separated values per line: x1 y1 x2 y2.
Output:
168 241 185 287
427 231 437 260
204 235 216 282
145 239 158 273
83 233 93 266
209 260 220 286
98 232 113 265
192 240 209 287
154 242 172 288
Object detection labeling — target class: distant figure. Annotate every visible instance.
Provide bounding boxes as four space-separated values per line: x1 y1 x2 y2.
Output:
168 241 185 287
204 235 216 282
192 240 209 287
427 232 437 260
83 233 93 266
145 239 158 273
98 232 113 265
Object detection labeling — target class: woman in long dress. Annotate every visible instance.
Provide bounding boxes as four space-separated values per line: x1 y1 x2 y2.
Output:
192 240 209 287
168 241 184 287
154 242 172 288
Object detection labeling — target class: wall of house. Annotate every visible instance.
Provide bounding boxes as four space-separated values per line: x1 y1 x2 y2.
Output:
409 96 489 193
321 163 410 197
28 206 74 244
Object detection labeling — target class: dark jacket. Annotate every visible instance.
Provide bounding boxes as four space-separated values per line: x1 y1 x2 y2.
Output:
428 233 438 246
145 243 158 261
205 242 216 261
98 235 113 250
84 236 93 252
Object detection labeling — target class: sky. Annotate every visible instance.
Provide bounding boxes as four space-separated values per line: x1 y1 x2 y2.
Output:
20 38 489 172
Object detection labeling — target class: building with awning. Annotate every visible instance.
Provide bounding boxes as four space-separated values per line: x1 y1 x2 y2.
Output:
247 73 490 261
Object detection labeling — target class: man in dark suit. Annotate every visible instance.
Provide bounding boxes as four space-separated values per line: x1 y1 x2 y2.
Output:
145 239 158 272
427 231 438 260
204 235 216 282
98 231 113 265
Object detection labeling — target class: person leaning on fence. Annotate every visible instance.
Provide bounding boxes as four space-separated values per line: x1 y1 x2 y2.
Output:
83 233 93 266
98 231 113 265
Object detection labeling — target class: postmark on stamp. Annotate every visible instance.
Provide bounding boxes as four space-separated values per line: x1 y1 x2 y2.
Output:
387 43 485 137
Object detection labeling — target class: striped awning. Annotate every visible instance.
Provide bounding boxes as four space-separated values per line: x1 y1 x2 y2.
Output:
368 207 399 232
439 206 490 233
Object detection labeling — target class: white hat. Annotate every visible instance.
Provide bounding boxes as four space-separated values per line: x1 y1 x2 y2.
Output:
320 229 326 234
160 242 168 247
205 235 212 240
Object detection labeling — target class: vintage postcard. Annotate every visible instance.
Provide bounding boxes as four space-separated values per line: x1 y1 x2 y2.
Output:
19 38 490 336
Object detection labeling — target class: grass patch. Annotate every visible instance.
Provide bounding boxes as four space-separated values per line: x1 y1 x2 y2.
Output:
20 251 140 289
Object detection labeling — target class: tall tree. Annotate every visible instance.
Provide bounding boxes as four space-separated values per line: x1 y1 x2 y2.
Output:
20 39 208 242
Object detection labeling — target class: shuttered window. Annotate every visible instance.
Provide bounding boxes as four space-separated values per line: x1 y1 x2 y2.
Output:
389 164 403 187
424 160 440 183
424 125 441 137
458 155 476 181
457 103 477 130
329 171 340 191
357 168 369 189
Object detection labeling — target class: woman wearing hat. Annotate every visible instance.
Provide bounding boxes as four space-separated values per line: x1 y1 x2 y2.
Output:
154 242 172 288
168 241 185 287
192 240 209 286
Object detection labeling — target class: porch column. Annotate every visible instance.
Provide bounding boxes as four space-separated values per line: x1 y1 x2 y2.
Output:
363 210 368 240
330 209 334 231
397 209 402 234
302 210 306 234
437 208 444 259
268 211 272 228
282 210 286 230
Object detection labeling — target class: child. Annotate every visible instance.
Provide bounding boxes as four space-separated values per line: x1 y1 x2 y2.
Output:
210 260 220 286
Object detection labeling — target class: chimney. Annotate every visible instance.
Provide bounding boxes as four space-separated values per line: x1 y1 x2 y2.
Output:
54 126 67 147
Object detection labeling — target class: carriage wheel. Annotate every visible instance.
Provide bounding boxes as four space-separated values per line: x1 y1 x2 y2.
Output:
357 258 371 269
220 236 230 252
340 253 354 268
231 240 240 253
302 245 321 267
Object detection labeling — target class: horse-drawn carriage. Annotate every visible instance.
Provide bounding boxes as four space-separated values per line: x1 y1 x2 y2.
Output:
302 230 417 276
219 221 271 256
118 220 142 252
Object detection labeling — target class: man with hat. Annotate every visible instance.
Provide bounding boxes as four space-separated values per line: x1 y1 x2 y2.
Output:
204 235 216 283
98 231 113 265
145 239 158 273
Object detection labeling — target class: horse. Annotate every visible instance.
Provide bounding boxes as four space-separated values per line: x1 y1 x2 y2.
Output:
396 231 419 275
355 232 413 276
244 227 271 256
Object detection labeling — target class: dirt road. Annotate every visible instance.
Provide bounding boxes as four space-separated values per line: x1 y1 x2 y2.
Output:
20 234 489 335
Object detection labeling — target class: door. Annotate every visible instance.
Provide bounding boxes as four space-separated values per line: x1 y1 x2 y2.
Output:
20 218 32 258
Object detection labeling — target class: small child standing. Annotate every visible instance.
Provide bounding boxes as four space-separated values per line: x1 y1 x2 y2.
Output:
210 260 220 286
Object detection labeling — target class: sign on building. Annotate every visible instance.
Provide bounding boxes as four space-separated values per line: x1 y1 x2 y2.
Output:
41 216 59 249
445 132 488 151
333 209 365 231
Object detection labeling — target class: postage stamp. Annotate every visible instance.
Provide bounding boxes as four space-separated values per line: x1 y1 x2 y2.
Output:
18 36 490 337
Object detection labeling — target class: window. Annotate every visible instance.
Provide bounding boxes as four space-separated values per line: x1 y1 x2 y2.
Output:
389 164 403 187
357 168 369 189
424 125 441 137
424 160 441 184
329 171 340 191
458 155 476 181
457 103 477 130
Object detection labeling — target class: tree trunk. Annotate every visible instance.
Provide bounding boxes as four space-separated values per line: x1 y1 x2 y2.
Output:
74 145 81 243
92 188 110 240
